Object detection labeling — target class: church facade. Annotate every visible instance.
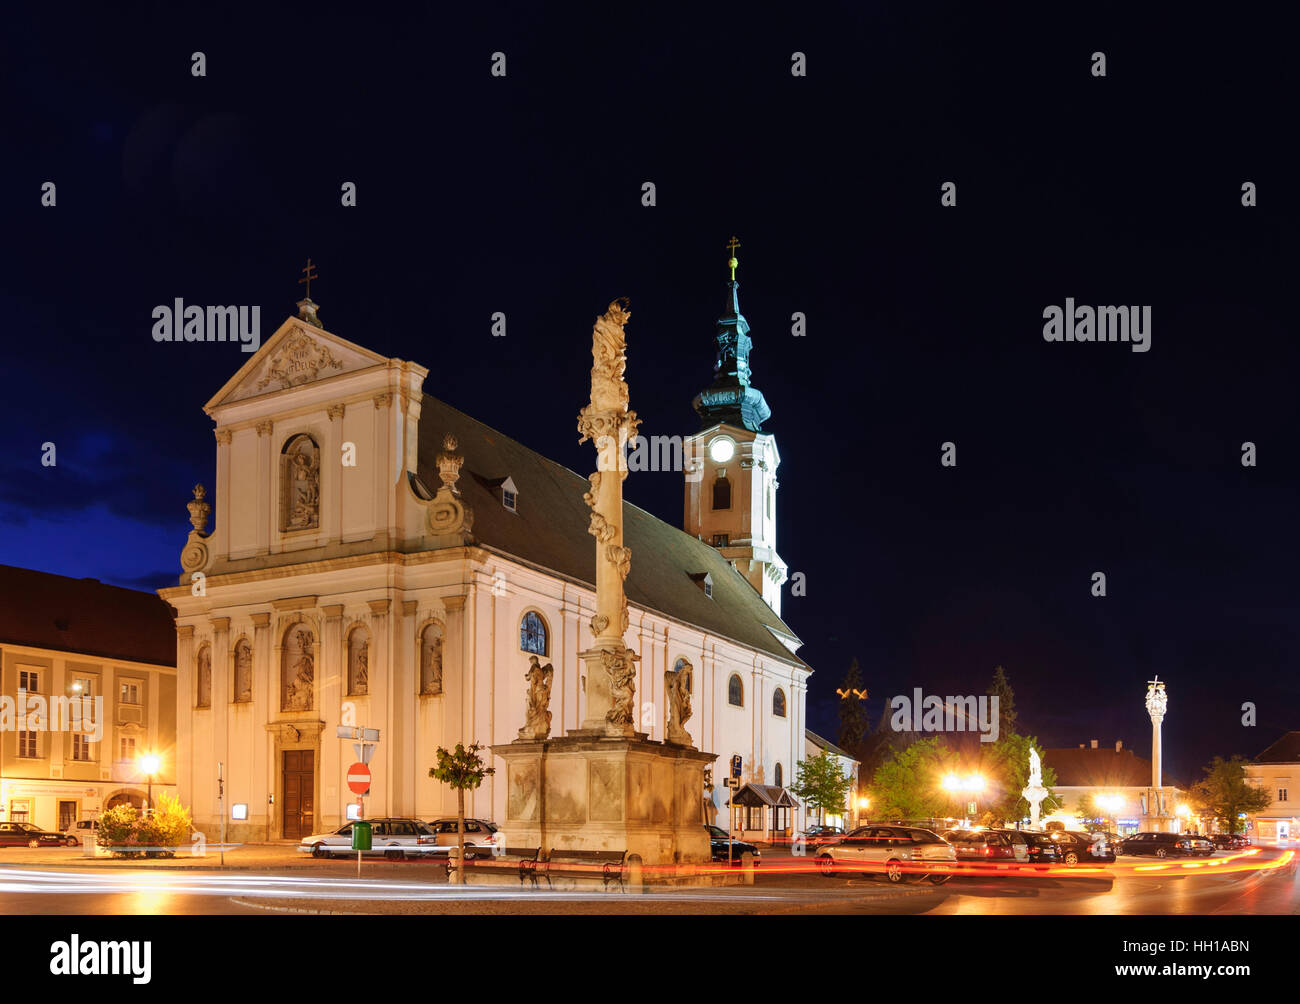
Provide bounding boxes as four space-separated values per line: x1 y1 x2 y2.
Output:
162 266 813 843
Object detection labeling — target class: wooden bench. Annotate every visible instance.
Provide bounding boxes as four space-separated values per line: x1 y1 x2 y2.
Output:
542 848 628 887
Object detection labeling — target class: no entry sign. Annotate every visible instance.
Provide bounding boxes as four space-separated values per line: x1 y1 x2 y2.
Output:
347 762 371 795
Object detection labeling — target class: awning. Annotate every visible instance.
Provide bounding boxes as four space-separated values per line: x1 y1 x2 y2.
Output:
730 783 798 808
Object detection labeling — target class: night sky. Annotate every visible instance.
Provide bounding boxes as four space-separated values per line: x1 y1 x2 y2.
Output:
2 5 1296 782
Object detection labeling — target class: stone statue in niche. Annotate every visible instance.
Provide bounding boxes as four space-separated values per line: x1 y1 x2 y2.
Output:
601 647 639 728
282 627 315 711
664 658 693 746
196 646 212 708
282 436 320 531
420 623 443 695
234 640 253 702
349 629 369 696
518 655 555 740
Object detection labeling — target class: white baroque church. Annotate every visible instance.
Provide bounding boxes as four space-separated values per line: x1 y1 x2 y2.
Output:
163 262 813 842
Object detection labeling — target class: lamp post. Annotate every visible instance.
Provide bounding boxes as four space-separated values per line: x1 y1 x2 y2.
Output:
139 753 161 813
942 773 986 825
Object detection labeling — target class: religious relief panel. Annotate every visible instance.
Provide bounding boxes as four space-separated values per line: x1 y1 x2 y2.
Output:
196 644 212 709
233 639 253 703
280 434 320 532
281 625 315 712
420 622 443 696
348 626 370 697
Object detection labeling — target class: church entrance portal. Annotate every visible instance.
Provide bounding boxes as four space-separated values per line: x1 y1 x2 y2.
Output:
282 750 315 839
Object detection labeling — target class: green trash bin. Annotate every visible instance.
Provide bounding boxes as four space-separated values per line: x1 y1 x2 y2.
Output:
352 820 372 851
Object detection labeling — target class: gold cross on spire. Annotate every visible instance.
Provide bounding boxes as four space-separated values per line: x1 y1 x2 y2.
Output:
726 236 741 281
298 258 319 300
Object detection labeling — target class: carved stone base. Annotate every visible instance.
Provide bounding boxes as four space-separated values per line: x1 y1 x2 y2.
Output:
490 736 716 868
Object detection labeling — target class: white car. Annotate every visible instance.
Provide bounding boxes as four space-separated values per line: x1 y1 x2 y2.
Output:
63 819 98 846
817 825 958 884
425 818 501 859
298 818 440 860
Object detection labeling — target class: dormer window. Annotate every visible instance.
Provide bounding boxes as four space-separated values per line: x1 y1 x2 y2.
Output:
712 533 729 547
500 476 518 512
689 571 714 598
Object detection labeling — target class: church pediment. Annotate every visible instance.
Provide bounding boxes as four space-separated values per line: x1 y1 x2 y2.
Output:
204 317 390 412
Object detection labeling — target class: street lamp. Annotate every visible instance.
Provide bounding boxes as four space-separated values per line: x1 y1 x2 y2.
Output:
139 753 161 812
941 774 985 823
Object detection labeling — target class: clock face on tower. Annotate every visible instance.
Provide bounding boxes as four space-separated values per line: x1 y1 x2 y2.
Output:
708 436 735 464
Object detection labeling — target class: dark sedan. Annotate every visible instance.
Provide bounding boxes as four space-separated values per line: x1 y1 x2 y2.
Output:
0 822 67 847
1050 830 1116 864
706 825 761 865
1022 831 1064 868
1210 833 1250 850
1118 832 1213 858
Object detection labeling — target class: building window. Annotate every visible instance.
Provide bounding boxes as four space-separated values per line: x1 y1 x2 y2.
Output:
1280 788 1289 803
71 676 94 698
347 626 370 697
9 801 30 823
712 475 731 510
120 736 137 763
712 533 729 547
520 611 548 656
196 643 212 708
774 762 783 787
728 674 743 708
420 622 444 695
280 433 321 532
503 488 517 511
233 639 253 703
19 669 39 693
18 731 37 758
120 681 141 705
72 733 91 761
747 805 765 830
773 688 787 718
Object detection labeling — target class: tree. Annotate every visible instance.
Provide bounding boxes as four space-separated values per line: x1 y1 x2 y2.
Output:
1192 755 1271 835
836 658 870 761
870 737 963 821
429 742 496 884
790 749 855 823
988 665 1018 741
980 733 1059 824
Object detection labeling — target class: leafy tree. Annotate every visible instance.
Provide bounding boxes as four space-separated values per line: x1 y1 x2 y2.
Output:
790 749 855 823
988 665 1018 741
980 733 1059 823
869 737 963 821
836 658 870 761
1192 755 1271 835
429 742 496 884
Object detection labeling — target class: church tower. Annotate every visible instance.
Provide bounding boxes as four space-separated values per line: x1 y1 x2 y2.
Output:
684 239 788 616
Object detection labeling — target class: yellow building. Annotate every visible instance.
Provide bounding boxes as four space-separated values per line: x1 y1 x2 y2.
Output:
0 566 177 832
1246 731 1299 842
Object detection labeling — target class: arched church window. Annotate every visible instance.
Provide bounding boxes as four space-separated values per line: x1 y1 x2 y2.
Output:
774 762 783 788
347 625 370 697
728 673 744 707
196 644 212 709
673 657 693 693
280 434 321 532
520 611 548 656
773 687 786 718
281 624 315 712
712 474 731 510
420 622 444 696
233 638 253 703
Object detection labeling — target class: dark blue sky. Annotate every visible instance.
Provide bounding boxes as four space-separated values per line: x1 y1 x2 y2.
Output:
1 4 1296 781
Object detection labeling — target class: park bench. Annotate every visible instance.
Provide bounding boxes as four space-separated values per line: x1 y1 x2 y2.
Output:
541 848 628 887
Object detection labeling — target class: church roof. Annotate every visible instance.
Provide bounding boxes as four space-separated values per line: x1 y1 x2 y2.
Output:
0 564 176 667
1255 731 1300 763
415 394 805 666
805 728 857 762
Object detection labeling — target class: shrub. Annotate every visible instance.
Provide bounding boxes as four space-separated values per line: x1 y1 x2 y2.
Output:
96 795 193 858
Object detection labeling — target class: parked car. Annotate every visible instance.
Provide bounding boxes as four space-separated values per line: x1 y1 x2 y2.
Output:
1022 831 1064 868
1050 830 1116 864
798 824 846 848
1209 833 1250 851
0 822 68 847
64 819 98 846
1117 832 1213 858
706 825 761 865
425 818 501 859
298 818 439 859
941 828 1031 869
817 824 956 883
